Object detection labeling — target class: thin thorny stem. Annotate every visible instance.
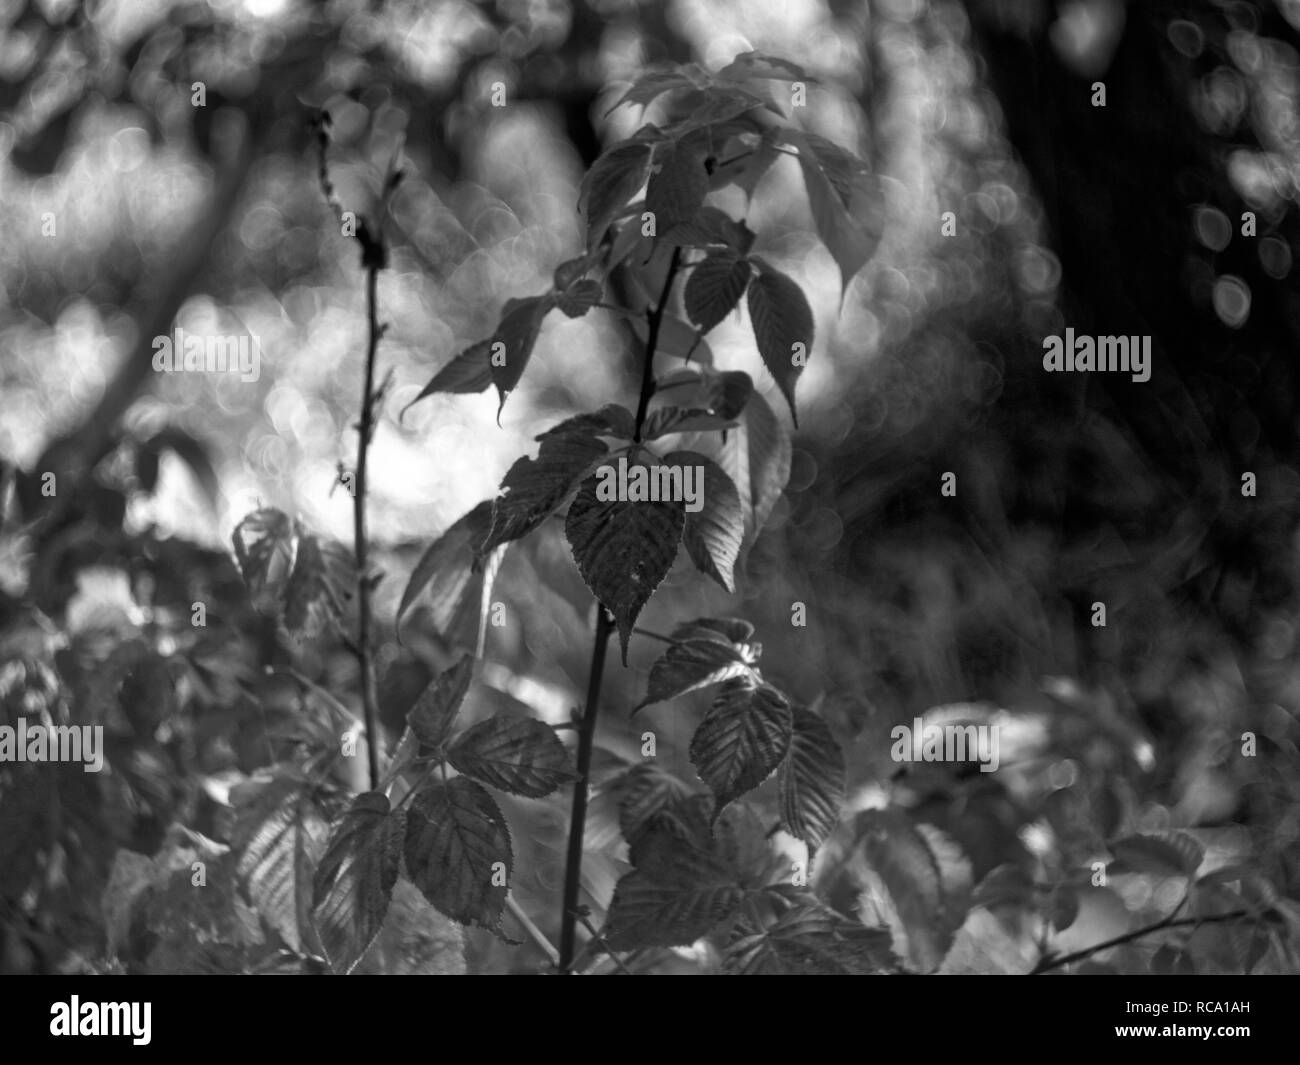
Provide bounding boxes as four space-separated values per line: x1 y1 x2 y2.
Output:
557 246 686 972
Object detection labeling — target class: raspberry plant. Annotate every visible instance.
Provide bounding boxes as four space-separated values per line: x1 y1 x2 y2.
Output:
226 51 897 974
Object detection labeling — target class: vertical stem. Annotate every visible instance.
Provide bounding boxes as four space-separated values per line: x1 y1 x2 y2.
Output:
354 263 382 792
558 606 613 970
557 245 685 970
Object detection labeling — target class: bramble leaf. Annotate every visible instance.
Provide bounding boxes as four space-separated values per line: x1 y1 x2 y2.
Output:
447 716 576 798
564 465 685 664
746 260 813 426
689 678 792 818
778 706 845 853
311 792 405 974
403 777 512 932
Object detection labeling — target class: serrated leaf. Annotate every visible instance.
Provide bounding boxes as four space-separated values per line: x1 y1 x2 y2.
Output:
746 261 813 426
564 468 685 665
603 803 745 950
403 777 512 931
668 449 744 592
717 386 791 535
404 340 493 411
447 715 576 797
489 295 553 412
778 707 845 853
616 762 696 844
396 501 493 640
690 679 792 818
556 278 604 318
311 791 405 974
407 654 474 751
636 637 755 711
725 899 896 974
1109 831 1205 877
646 139 710 239
482 429 608 554
580 141 653 251
602 873 744 951
792 129 882 297
684 253 752 335
230 769 330 954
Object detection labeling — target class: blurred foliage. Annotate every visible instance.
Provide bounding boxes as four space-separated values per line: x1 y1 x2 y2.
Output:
2 0 1300 973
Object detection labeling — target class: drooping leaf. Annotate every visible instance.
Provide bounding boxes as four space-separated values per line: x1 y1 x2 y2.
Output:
564 467 685 664
792 129 882 296
636 636 755 711
667 449 745 592
283 531 350 638
447 716 576 797
230 768 331 954
407 654 475 751
403 777 512 931
395 501 493 640
646 138 711 239
725 899 897 975
717 386 791 535
405 341 493 410
746 260 813 425
232 508 295 615
580 141 653 251
482 430 608 555
489 295 553 412
778 707 845 853
689 678 792 818
310 791 405 974
684 253 752 335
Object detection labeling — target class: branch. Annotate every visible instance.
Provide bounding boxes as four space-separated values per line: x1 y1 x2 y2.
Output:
1029 907 1253 975
556 246 686 972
